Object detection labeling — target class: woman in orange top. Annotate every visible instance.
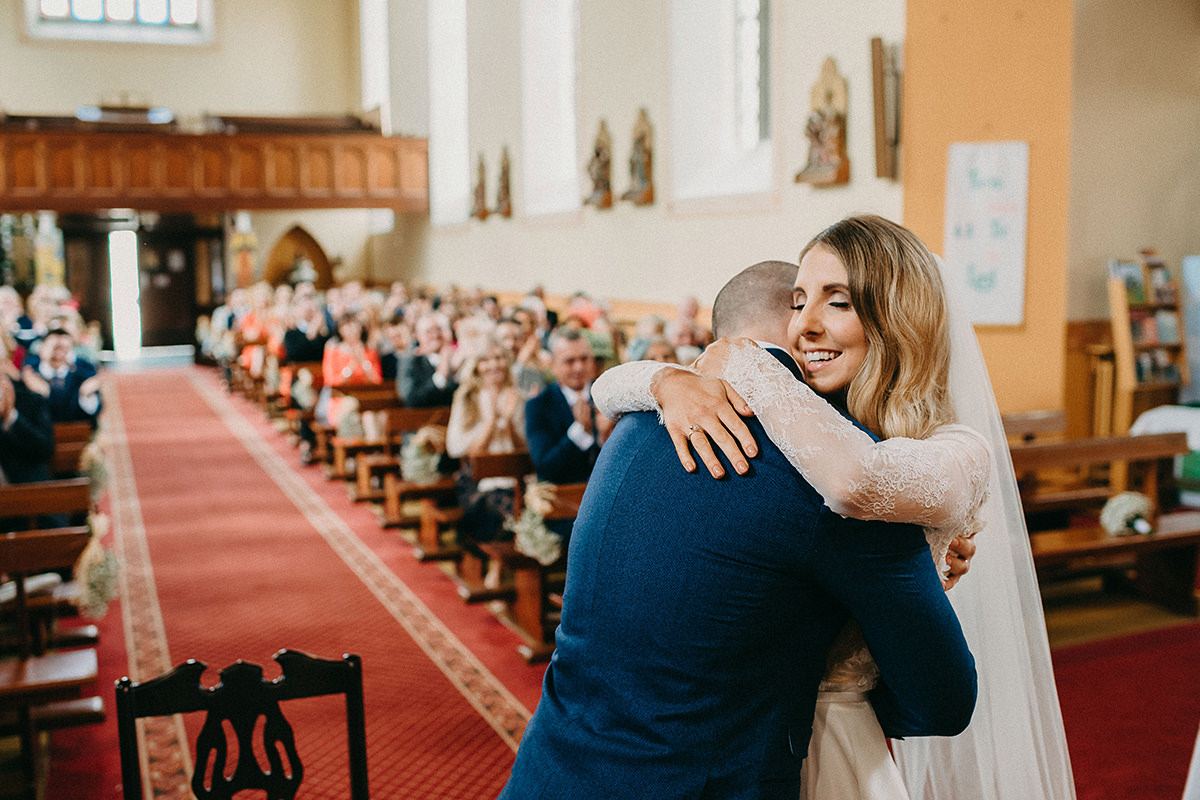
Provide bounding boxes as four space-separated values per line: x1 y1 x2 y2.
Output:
318 312 383 430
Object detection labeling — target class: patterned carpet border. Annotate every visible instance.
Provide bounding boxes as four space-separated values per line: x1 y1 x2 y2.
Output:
105 378 196 800
186 371 532 749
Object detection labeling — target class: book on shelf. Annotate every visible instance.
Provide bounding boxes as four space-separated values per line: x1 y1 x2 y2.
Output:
1109 259 1146 303
1155 309 1180 344
1140 248 1177 304
1129 310 1157 344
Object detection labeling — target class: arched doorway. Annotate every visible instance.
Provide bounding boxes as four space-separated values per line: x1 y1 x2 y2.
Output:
263 226 334 289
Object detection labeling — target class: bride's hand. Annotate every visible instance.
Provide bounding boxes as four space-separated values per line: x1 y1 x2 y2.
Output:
651 367 757 478
942 535 977 591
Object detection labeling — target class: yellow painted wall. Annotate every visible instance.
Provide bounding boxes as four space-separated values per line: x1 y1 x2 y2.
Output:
903 0 1074 414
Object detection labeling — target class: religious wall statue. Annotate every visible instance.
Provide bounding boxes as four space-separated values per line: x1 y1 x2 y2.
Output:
795 57 851 187
472 153 490 220
621 107 654 206
495 146 513 218
584 120 613 209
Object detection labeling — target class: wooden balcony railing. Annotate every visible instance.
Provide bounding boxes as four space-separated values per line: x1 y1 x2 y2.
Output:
0 129 428 213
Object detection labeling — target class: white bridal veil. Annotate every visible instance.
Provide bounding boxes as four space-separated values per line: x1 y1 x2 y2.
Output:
891 257 1077 800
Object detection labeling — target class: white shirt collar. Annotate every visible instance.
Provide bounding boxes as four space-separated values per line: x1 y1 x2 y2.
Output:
558 382 591 406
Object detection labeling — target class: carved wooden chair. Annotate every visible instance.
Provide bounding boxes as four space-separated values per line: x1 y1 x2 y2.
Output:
115 649 368 800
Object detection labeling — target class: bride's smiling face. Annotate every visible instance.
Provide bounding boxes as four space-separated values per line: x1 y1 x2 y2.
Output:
788 245 868 397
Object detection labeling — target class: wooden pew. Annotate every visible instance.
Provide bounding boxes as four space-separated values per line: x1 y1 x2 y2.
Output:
1009 431 1199 614
0 478 97 652
315 385 401 474
1030 510 1200 615
51 421 94 478
1002 408 1066 443
350 405 451 502
1010 431 1188 519
264 359 320 421
374 408 457 528
0 480 106 784
281 361 325 451
480 482 586 663
430 452 536 599
405 451 532 566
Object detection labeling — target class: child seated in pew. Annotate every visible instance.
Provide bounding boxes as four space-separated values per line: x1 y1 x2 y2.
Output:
446 339 527 587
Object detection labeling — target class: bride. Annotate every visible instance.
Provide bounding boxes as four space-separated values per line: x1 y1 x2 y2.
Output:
593 214 1075 800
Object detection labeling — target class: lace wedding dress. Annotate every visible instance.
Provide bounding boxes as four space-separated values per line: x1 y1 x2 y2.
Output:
592 345 990 800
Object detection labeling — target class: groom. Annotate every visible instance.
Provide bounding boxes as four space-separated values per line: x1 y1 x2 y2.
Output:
499 262 976 799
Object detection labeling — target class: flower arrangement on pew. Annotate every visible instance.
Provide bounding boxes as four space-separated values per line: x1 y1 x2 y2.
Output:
1100 491 1155 537
77 511 120 619
75 427 121 618
507 479 563 566
400 425 448 485
79 436 109 503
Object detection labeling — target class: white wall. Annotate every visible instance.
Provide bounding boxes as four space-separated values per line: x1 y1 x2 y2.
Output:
1 0 908 304
388 0 907 308
1067 0 1200 320
0 0 361 122
0 0 376 281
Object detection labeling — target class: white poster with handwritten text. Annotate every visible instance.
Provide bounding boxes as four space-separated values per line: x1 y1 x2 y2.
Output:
943 141 1029 325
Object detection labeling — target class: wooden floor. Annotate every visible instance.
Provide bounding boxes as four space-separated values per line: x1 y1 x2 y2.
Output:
1042 576 1199 649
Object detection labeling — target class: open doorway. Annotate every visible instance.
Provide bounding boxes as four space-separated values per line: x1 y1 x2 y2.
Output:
58 213 225 361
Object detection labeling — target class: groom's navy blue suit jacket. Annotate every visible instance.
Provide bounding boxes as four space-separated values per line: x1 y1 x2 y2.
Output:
500 399 976 798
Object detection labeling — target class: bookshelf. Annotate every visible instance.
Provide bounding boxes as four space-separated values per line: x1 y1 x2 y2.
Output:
1107 250 1189 435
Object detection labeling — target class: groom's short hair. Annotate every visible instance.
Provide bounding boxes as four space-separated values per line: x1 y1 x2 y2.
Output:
711 260 798 340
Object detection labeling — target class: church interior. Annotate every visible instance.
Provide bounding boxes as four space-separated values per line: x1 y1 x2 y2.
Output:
1 0 1199 798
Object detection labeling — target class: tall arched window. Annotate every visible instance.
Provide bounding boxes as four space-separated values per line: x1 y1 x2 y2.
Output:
670 0 772 202
428 0 471 226
519 0 580 217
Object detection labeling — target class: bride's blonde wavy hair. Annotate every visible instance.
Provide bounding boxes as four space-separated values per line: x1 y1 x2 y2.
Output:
799 214 953 440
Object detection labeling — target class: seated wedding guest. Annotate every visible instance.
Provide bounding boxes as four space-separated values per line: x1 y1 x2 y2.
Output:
496 315 546 399
0 328 22 373
382 281 410 321
282 293 330 365
316 312 382 433
480 294 503 323
453 313 496 366
23 285 73 345
446 339 527 588
624 313 667 362
525 328 611 487
665 315 708 364
397 311 459 408
235 281 274 382
0 335 54 489
208 287 248 386
518 291 556 345
278 291 330 413
377 311 411 382
0 286 30 343
21 327 101 428
642 336 680 364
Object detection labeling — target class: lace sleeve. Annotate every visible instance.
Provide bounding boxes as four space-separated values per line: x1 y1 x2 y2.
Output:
591 360 691 421
721 343 991 529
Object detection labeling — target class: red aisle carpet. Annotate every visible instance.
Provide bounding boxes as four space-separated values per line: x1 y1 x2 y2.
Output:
44 367 547 799
1053 621 1200 800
